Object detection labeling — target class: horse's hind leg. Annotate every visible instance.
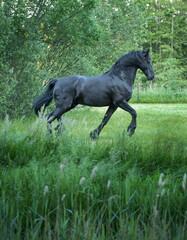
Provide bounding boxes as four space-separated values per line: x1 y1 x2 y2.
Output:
90 106 117 140
47 111 55 135
47 103 77 135
55 116 65 135
47 108 66 135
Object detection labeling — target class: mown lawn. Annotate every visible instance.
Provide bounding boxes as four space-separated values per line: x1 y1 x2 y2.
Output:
0 104 187 240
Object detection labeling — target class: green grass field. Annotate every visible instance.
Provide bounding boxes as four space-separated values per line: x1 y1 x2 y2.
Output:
0 104 187 240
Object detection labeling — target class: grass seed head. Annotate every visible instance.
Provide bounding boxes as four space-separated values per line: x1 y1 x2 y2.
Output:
107 180 111 190
61 194 66 201
90 166 98 179
161 188 165 197
108 195 118 202
153 205 158 218
5 114 9 127
79 177 86 185
158 173 168 187
43 185 49 196
158 173 164 187
60 164 65 173
182 173 186 191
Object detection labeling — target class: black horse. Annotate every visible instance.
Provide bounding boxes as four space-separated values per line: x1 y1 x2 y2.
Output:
34 50 155 139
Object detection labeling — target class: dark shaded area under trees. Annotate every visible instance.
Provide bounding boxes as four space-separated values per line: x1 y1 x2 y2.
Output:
0 0 186 118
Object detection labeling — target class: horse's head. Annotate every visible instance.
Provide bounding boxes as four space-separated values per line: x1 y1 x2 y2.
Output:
139 50 155 80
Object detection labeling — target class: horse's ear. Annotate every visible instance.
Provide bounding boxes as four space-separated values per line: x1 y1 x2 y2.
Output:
143 49 149 57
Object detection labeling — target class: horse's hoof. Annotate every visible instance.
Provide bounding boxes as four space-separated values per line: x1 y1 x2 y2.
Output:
90 130 99 141
55 127 65 136
127 126 135 137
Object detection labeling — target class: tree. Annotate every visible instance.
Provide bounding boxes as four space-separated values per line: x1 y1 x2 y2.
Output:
0 0 100 118
0 0 186 118
144 0 186 87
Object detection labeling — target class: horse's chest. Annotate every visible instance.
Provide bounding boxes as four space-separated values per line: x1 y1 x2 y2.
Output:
118 82 132 96
112 81 132 103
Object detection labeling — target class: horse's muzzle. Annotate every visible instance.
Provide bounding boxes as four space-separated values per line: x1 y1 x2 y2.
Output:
147 74 155 80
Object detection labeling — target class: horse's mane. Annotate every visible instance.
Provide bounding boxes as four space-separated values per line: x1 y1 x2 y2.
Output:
105 50 142 75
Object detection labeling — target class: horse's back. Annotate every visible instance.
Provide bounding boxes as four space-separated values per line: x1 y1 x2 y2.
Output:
53 73 132 107
53 74 114 107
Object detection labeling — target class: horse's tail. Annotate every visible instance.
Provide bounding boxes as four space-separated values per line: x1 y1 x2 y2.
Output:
33 79 58 115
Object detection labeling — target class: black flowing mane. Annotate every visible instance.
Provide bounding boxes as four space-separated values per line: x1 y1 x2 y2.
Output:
106 50 142 75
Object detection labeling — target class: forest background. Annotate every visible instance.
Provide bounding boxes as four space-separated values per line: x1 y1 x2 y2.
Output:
0 0 186 118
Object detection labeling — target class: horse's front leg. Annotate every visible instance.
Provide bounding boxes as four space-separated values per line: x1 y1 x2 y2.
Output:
119 100 137 136
90 106 117 140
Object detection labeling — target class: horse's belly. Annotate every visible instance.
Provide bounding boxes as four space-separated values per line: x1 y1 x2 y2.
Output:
83 99 111 107
78 92 112 107
76 88 112 106
75 78 113 106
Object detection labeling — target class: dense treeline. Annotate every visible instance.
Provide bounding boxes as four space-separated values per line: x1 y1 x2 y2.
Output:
0 0 186 118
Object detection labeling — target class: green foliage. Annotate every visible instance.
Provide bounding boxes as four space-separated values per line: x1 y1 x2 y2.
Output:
0 104 187 239
144 0 187 86
0 0 186 118
0 0 48 118
156 57 186 88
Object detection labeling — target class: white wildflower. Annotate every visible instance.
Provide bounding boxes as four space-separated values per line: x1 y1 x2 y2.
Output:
43 185 49 196
107 180 111 190
79 177 86 185
90 166 98 179
182 173 186 191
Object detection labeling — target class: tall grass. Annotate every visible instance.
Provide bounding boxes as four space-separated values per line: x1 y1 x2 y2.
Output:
0 104 187 239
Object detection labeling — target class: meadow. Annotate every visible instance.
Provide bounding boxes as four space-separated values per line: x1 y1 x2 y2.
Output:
0 104 187 240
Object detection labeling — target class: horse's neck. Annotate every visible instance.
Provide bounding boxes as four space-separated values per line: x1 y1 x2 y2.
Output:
120 66 138 87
